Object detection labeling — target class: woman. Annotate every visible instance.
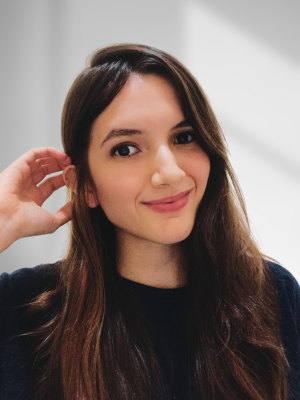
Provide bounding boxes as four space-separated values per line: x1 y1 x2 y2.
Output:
0 44 299 400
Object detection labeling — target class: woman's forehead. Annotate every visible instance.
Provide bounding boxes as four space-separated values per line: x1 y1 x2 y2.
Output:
90 73 184 141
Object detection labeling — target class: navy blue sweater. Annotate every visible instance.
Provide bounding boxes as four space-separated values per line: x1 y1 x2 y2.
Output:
0 261 299 399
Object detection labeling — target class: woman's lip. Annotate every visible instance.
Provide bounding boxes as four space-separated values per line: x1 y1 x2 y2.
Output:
144 190 191 213
143 189 192 205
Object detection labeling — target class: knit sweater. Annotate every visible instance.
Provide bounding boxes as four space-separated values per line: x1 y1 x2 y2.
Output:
0 261 299 399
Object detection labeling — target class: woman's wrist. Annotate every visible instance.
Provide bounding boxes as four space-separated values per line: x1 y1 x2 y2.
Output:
0 212 19 253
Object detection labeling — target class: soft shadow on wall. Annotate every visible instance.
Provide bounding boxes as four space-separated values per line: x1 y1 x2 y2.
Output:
182 0 300 280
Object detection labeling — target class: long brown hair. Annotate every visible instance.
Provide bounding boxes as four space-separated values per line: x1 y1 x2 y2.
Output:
23 44 288 399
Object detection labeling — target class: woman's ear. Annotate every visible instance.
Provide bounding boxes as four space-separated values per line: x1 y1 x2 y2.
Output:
62 165 99 208
63 165 77 193
85 188 99 208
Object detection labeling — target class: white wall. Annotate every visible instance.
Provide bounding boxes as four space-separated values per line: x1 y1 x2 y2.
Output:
182 0 300 279
0 0 299 280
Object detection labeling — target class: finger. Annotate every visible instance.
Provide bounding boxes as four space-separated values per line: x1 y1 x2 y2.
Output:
30 157 61 174
30 157 70 174
18 147 71 168
37 173 67 203
50 201 74 232
32 162 66 185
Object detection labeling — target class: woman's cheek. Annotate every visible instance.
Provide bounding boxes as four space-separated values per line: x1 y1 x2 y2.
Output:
95 171 142 210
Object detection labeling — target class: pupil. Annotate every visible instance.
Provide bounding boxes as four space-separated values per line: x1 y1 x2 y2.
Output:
177 134 188 144
119 145 130 156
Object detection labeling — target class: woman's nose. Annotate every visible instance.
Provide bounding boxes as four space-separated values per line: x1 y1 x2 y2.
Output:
151 145 185 186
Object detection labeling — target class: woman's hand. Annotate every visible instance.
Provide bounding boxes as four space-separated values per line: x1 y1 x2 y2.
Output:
0 147 73 253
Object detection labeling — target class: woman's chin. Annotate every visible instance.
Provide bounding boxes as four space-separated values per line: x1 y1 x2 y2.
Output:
150 227 193 245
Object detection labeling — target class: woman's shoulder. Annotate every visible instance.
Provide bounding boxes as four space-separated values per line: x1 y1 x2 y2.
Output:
267 260 299 286
0 263 61 399
266 260 300 311
0 261 61 307
266 262 300 395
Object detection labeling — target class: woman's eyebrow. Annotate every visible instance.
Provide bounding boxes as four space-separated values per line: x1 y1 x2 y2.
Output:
171 119 192 130
101 129 142 146
101 119 192 146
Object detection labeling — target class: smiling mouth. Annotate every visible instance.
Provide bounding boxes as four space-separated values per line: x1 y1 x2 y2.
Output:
143 189 192 205
143 190 192 213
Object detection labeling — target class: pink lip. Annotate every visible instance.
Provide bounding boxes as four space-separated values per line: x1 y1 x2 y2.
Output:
143 189 192 214
143 189 192 205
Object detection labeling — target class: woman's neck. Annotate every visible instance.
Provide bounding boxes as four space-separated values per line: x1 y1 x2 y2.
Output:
116 229 187 288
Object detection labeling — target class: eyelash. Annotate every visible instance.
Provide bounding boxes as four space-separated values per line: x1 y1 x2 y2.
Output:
111 132 196 157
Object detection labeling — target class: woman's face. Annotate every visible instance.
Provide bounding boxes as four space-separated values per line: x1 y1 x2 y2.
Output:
87 73 210 245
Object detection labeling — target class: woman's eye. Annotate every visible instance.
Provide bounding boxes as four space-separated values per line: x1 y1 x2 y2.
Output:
175 132 195 144
113 144 138 157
